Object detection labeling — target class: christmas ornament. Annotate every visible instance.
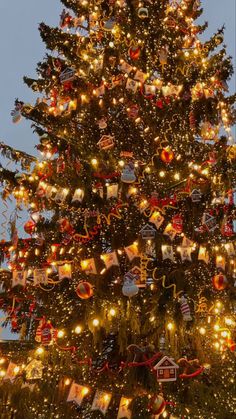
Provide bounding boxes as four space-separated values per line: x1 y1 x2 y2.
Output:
140 224 156 240
129 45 141 60
149 211 164 229
127 104 139 118
212 273 228 291
97 135 115 150
97 117 107 129
179 295 192 321
59 67 75 83
58 218 73 233
190 189 202 203
159 333 166 352
24 220 35 235
76 281 93 300
41 321 54 346
121 163 136 183
172 214 183 233
148 394 166 416
138 7 149 19
154 356 179 382
122 272 139 297
160 147 174 164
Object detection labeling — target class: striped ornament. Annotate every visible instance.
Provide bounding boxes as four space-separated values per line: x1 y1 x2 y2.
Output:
76 281 93 299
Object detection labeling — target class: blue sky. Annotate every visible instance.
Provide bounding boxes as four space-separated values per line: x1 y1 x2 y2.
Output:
0 1 235 338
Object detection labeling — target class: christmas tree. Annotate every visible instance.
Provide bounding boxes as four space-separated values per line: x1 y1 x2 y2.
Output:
0 0 236 418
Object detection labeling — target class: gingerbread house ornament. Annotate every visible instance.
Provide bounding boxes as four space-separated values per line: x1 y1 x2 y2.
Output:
154 356 179 382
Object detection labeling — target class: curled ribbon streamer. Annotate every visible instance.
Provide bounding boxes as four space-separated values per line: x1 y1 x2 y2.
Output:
153 271 183 299
179 367 204 379
39 283 56 292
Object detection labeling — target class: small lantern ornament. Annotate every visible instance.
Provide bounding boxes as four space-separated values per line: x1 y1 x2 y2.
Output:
24 220 36 235
160 147 174 164
212 273 228 291
76 281 94 299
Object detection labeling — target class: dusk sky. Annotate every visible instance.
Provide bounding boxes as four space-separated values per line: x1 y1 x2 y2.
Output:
0 1 235 338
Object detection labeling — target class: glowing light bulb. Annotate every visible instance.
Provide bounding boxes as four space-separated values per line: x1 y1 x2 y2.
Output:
109 308 116 317
36 347 44 355
92 319 99 327
64 378 71 386
159 171 165 178
57 330 65 338
167 322 174 331
75 325 82 334
199 327 206 335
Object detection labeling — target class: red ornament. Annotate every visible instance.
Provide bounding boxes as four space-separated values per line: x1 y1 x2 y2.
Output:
58 218 73 234
148 394 166 415
127 104 139 119
221 221 233 237
76 281 94 299
212 273 228 291
11 315 18 331
41 321 53 346
129 45 141 60
24 220 36 235
172 214 183 233
160 147 174 164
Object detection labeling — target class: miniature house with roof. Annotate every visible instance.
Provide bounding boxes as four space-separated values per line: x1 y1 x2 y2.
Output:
140 224 156 240
154 356 179 382
59 67 76 83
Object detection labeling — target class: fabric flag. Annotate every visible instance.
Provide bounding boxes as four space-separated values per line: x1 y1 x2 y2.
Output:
144 84 156 95
58 263 72 279
80 258 97 274
117 397 132 419
4 362 19 382
120 60 133 74
12 270 27 288
162 245 174 262
91 390 112 415
25 360 43 380
54 188 69 203
225 243 235 256
67 382 89 406
179 247 192 262
126 78 139 93
216 255 226 271
124 242 139 261
149 211 164 229
134 70 147 83
107 184 119 199
72 188 84 203
101 252 119 269
93 85 105 96
198 246 209 264
33 269 48 286
182 236 194 248
163 223 177 241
